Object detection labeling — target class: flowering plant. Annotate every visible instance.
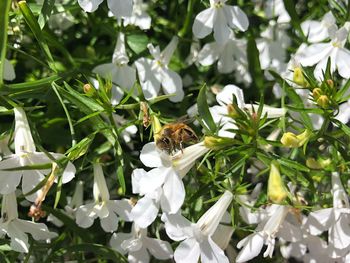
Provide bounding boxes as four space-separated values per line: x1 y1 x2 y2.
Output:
1 0 350 262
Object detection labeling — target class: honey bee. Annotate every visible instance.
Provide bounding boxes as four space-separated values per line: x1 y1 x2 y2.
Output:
156 122 198 154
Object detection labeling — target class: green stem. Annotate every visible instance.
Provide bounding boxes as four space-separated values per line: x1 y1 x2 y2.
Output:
179 0 197 38
0 0 11 87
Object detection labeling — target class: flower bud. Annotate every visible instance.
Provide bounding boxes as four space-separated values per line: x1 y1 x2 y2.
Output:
83 83 95 96
204 136 233 150
280 132 299 148
293 67 307 87
326 79 334 89
317 95 329 108
312 88 322 99
152 115 163 142
268 161 288 204
306 158 322 169
227 103 239 118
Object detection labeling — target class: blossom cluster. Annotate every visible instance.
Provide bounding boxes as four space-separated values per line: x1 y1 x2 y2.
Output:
1 0 350 262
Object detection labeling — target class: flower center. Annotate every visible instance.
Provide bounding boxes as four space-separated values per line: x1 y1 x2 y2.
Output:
213 2 223 8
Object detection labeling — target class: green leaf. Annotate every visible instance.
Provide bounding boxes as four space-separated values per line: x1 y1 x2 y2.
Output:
38 0 55 29
332 119 350 137
247 36 264 92
18 1 56 71
278 157 310 172
126 33 149 54
0 0 11 87
197 84 216 133
66 134 95 161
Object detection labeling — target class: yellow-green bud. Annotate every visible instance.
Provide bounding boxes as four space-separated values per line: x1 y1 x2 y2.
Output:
227 103 239 118
326 79 334 89
306 158 322 169
268 161 288 204
204 136 233 150
281 130 312 148
312 88 322 99
280 132 300 148
317 95 329 108
293 67 307 87
152 115 163 142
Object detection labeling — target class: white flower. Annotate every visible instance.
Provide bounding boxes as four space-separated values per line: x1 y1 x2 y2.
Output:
305 172 350 258
210 84 286 138
135 37 184 102
264 0 291 24
3 59 15 81
110 223 173 263
123 0 151 30
162 191 233 263
257 22 291 73
192 0 249 44
301 11 336 43
0 107 75 201
236 205 302 262
0 192 57 253
197 32 250 81
93 32 136 105
78 0 133 19
47 181 84 227
76 163 132 232
299 23 350 80
131 142 209 228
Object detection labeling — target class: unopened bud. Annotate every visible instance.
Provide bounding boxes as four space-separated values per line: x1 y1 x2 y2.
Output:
306 158 322 169
280 132 299 148
152 115 163 142
83 83 95 96
326 79 334 89
317 95 329 108
268 161 288 204
204 136 233 150
293 67 307 87
312 88 322 99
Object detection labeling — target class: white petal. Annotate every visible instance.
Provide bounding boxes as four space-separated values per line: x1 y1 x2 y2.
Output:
278 220 302 242
113 65 136 90
110 232 132 254
213 8 231 44
107 0 133 18
236 233 265 263
192 8 216 39
15 219 57 240
305 208 333 235
76 203 96 228
301 20 328 43
223 6 249 32
6 222 29 253
161 212 193 241
128 248 150 263
200 237 229 263
160 68 184 102
3 59 15 81
111 86 124 105
197 42 221 66
21 170 44 202
131 168 147 194
93 63 116 79
107 199 133 221
298 44 333 67
78 0 103 12
217 84 245 108
135 59 161 100
131 196 159 228
160 170 185 214
140 142 163 168
329 214 350 250
100 210 119 232
0 156 22 194
138 167 167 195
161 36 179 66
145 237 173 259
217 43 235 73
174 238 200 263
336 48 350 79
